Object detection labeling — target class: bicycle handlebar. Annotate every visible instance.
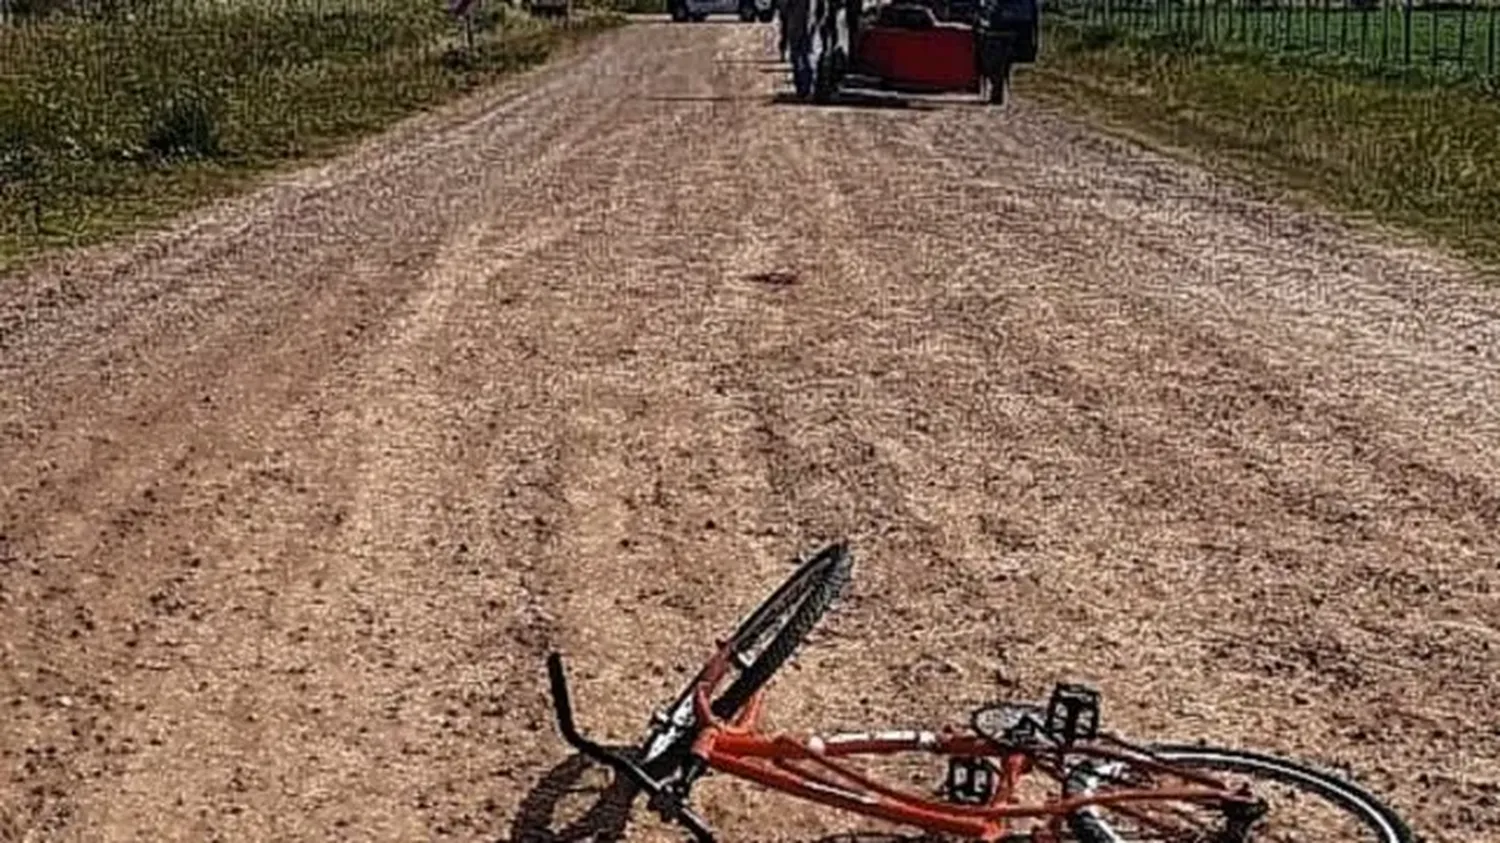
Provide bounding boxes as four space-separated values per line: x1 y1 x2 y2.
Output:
545 652 718 843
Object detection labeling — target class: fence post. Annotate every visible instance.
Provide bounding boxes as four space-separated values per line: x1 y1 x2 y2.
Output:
1382 0 1390 62
1458 0 1468 72
1430 4 1438 65
1402 0 1411 64
1489 2 1496 77
1366 0 1373 58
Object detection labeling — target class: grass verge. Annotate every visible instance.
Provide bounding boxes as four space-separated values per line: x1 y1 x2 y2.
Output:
0 1 626 275
1022 21 1500 276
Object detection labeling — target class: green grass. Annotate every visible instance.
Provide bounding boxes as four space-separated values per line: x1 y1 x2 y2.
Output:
1023 20 1500 274
0 0 626 273
1056 1 1500 79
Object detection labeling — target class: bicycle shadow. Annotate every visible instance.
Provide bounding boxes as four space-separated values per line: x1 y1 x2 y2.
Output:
505 750 945 843
506 750 637 842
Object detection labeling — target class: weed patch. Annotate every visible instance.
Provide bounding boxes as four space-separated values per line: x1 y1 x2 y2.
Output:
0 1 625 272
1027 20 1500 273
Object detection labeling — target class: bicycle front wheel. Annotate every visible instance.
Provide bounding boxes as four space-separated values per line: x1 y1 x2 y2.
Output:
638 541 853 771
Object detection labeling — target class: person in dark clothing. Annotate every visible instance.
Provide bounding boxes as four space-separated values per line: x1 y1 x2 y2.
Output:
780 0 814 96
981 0 1038 62
844 0 860 51
777 0 789 58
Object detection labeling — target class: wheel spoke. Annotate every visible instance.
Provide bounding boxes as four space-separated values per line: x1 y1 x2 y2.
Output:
1126 746 1413 843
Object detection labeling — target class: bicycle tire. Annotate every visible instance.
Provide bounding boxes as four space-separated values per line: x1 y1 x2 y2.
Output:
711 541 852 720
1145 744 1415 843
638 542 853 769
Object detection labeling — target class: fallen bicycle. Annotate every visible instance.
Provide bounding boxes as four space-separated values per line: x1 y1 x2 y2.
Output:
543 541 1415 842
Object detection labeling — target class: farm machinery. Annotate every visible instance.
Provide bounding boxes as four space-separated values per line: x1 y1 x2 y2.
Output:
784 0 1039 104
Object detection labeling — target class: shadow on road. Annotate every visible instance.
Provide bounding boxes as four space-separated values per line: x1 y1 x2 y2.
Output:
641 91 934 110
505 751 637 843
641 88 955 111
506 751 947 843
644 94 769 103
768 90 938 111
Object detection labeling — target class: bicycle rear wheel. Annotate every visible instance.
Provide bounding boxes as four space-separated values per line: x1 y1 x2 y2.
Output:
1069 743 1414 843
638 541 853 771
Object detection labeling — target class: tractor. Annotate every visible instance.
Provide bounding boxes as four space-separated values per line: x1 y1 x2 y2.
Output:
785 0 1039 105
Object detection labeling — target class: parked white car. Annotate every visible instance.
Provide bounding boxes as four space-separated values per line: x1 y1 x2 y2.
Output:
668 0 775 22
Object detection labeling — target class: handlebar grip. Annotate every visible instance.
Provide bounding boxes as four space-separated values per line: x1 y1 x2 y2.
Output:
546 652 585 748
545 653 659 785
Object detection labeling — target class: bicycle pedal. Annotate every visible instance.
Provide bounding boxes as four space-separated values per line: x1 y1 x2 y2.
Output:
1044 682 1100 745
943 756 999 805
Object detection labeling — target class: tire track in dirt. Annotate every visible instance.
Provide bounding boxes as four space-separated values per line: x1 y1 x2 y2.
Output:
733 105 1051 756
394 25 816 841
0 26 705 841
596 59 1035 841
802 92 1500 835
491 28 870 841
27 163 631 841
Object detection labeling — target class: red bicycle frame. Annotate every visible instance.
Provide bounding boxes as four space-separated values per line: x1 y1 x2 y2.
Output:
684 644 1253 842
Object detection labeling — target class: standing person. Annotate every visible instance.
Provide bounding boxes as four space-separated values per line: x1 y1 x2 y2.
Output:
976 0 1038 101
777 0 789 58
983 0 1039 61
780 0 792 57
780 0 814 97
844 0 860 50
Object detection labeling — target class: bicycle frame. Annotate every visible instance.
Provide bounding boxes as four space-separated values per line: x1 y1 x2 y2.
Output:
686 646 1248 841
547 640 1258 843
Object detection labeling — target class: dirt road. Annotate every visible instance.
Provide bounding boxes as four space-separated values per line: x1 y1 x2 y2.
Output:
2 17 1497 843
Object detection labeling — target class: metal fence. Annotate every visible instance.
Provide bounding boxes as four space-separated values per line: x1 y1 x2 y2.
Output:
1053 0 1500 80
